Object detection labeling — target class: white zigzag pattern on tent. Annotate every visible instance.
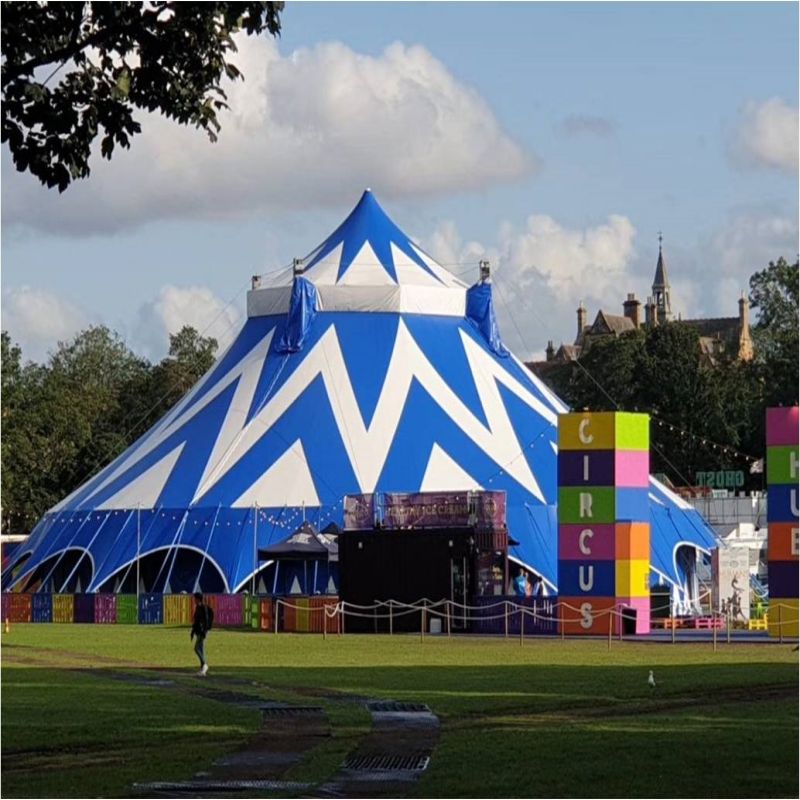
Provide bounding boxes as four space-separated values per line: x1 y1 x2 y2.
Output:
195 320 554 503
72 330 276 510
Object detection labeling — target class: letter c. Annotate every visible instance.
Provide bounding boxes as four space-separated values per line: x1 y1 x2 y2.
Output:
579 529 594 555
578 418 594 445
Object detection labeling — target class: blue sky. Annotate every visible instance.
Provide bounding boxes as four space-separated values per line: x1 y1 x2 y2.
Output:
2 2 797 362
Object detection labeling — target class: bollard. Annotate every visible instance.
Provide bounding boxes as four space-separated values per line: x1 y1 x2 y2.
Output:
4 618 9 635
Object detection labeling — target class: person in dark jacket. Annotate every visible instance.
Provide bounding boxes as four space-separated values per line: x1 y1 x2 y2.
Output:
190 591 212 675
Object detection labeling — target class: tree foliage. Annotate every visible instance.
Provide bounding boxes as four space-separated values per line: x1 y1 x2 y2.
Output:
749 257 799 407
1 1 282 191
1 325 218 534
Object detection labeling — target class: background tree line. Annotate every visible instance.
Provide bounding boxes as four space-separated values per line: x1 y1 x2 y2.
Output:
542 258 798 488
1 258 797 535
2 325 217 534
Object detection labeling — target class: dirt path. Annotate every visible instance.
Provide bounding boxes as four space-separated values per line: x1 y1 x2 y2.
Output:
4 645 442 798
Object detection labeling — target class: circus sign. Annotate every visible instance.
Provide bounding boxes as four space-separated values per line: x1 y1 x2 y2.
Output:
343 491 506 530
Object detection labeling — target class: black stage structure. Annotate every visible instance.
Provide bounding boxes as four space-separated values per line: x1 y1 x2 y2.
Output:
338 491 511 633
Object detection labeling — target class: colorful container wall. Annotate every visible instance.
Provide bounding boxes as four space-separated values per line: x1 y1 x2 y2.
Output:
138 593 163 625
116 594 139 624
94 594 117 624
31 593 53 623
558 411 651 635
73 594 96 623
766 406 799 638
52 594 74 623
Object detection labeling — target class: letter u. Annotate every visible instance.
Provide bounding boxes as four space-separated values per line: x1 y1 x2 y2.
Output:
579 565 594 592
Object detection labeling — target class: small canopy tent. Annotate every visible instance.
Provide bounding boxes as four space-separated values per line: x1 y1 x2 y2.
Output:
258 522 338 595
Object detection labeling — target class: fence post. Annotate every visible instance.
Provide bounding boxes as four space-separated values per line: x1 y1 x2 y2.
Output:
671 615 676 645
421 603 426 643
504 602 509 639
779 603 783 644
560 602 565 641
389 600 393 636
726 609 731 645
446 600 451 638
323 604 327 640
618 605 623 641
520 607 524 646
713 611 718 652
274 599 280 635
607 609 612 651
341 601 346 636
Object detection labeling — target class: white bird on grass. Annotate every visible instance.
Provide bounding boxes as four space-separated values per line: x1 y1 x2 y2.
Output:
648 670 656 689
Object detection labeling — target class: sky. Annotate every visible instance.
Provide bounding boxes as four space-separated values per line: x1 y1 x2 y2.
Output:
2 1 798 363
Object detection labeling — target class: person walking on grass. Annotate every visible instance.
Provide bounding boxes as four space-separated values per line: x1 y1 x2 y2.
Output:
190 591 214 676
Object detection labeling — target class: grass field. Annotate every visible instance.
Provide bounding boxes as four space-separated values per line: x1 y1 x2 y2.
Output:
1 625 797 798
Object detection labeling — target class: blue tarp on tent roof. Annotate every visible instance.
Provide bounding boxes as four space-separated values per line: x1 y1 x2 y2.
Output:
6 190 716 595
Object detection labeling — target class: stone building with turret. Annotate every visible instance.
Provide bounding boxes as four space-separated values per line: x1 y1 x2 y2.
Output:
532 238 753 375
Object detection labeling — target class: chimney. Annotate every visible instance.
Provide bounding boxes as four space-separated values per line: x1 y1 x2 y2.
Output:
577 302 587 338
546 340 555 361
738 292 754 360
739 292 748 327
623 293 641 328
645 296 657 328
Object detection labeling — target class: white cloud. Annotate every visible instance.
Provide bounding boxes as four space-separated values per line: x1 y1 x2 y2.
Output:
424 214 639 358
1 286 92 362
425 207 798 358
2 38 534 236
731 98 798 174
132 285 244 361
708 210 797 277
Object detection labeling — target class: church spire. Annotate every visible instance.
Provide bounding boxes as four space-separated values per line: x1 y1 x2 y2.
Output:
652 231 672 324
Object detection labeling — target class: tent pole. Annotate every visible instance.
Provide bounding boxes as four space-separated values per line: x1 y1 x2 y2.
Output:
136 504 141 599
252 503 258 596
194 504 221 593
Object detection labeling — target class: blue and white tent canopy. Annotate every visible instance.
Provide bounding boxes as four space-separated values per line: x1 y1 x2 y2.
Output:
6 190 716 595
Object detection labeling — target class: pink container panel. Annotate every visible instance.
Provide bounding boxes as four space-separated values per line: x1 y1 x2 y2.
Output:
559 524 616 561
94 594 117 624
217 594 243 626
618 597 651 634
614 450 650 487
206 594 243 626
767 406 799 446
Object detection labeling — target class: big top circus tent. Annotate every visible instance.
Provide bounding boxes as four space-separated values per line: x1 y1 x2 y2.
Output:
4 190 716 599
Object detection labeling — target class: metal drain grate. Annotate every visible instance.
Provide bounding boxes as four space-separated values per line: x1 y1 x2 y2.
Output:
134 779 312 792
260 705 325 717
366 701 431 714
343 753 430 772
